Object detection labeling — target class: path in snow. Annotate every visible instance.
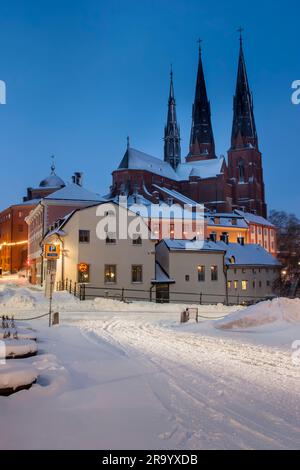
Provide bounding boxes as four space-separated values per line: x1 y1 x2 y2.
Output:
79 313 300 450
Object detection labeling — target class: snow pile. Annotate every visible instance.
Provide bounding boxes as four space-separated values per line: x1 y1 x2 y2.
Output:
0 286 39 309
215 297 300 331
3 339 38 359
0 362 37 391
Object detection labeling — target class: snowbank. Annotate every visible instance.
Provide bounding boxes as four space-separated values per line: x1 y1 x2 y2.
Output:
215 297 300 331
3 339 38 359
0 362 37 391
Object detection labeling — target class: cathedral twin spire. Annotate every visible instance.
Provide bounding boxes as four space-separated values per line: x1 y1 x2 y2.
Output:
163 66 181 169
164 32 258 168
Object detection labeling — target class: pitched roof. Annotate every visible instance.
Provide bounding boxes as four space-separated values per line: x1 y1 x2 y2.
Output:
118 147 179 180
44 183 104 202
117 147 225 182
218 241 280 266
176 157 224 180
234 210 274 228
163 239 225 252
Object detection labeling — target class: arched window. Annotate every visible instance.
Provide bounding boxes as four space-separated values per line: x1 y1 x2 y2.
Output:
238 160 245 182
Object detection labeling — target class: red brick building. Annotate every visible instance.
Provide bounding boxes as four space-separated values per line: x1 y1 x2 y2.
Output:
0 161 66 274
110 36 267 219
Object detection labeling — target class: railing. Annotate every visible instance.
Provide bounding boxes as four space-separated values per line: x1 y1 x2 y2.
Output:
55 279 275 305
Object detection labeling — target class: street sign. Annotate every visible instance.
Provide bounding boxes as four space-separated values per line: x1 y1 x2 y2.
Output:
44 244 60 259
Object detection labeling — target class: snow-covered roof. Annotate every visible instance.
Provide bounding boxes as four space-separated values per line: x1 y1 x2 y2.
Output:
206 212 248 229
118 148 179 180
44 183 104 202
234 210 274 227
39 173 65 189
117 147 225 182
176 157 224 180
217 242 281 266
152 185 199 206
163 239 225 252
162 239 280 266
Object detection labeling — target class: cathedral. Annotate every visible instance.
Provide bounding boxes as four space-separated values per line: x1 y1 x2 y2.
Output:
110 35 267 218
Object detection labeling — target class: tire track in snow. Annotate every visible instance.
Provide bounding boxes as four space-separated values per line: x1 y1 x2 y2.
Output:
79 316 300 449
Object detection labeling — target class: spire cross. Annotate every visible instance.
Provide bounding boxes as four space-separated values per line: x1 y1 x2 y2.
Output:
50 155 55 173
237 27 244 44
197 38 203 54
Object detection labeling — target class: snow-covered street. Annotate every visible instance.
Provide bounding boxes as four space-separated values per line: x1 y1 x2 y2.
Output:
0 280 300 450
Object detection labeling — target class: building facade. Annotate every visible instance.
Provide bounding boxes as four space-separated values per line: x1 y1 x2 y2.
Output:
42 202 157 299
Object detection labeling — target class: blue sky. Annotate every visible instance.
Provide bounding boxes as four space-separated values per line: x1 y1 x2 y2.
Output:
0 0 299 216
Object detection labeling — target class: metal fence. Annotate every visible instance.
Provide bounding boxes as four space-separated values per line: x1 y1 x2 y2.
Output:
56 279 275 306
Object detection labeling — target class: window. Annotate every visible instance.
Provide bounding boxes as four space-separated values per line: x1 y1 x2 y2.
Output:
264 228 267 236
185 275 190 282
106 233 116 244
18 211 23 218
234 280 238 290
238 160 245 182
266 280 270 287
258 227 262 235
259 281 262 288
78 263 90 283
132 235 142 245
230 256 236 264
105 265 117 283
132 265 143 283
227 280 232 289
79 230 90 243
211 266 218 281
197 265 205 282
252 280 256 289
242 280 248 291
214 217 220 225
232 219 237 226
242 268 246 274
252 268 257 274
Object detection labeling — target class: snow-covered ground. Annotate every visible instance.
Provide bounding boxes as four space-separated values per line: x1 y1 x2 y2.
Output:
0 277 299 450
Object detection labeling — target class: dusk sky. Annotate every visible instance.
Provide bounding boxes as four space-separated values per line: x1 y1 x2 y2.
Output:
0 0 299 216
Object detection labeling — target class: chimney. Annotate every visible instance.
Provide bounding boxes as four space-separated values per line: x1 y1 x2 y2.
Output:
237 236 245 246
72 172 83 186
209 233 217 243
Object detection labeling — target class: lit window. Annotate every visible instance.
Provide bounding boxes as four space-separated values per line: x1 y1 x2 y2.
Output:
78 263 90 283
242 280 248 291
227 280 232 289
211 266 218 281
234 280 238 289
105 265 117 283
132 265 143 283
198 265 205 282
